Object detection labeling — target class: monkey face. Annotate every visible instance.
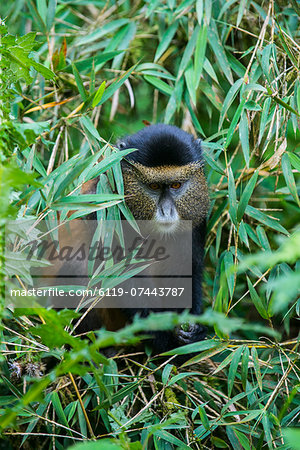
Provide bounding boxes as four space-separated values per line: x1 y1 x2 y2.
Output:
122 162 209 234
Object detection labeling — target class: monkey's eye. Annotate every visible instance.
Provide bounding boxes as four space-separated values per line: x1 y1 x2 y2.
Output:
149 182 160 190
170 182 182 189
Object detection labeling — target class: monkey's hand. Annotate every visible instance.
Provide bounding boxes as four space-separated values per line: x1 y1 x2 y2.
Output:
175 323 206 345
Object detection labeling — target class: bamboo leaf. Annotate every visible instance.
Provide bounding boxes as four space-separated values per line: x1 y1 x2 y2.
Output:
219 78 244 130
228 167 238 226
228 346 245 396
245 205 289 235
194 24 207 88
237 170 259 222
251 346 262 390
92 81 106 107
281 153 300 206
247 277 269 319
154 21 178 62
207 19 233 84
239 111 250 167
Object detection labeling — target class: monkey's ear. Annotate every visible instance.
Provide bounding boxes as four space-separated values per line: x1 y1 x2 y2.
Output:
116 140 127 149
195 138 203 156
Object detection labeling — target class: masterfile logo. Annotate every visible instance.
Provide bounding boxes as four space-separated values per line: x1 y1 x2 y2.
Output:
5 219 192 309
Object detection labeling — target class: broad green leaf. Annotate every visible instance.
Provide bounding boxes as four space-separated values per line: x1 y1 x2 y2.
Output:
198 79 222 111
224 251 234 298
154 21 178 62
228 345 245 396
27 0 46 33
72 63 88 101
199 405 210 430
247 277 268 319
241 345 249 389
161 364 173 385
228 167 237 225
92 81 106 107
178 25 199 79
207 19 233 84
237 0 247 26
245 100 261 111
281 153 300 206
288 152 300 172
258 97 271 144
239 111 250 167
237 170 259 222
51 392 70 430
62 52 123 73
251 346 262 390
184 61 196 105
75 19 130 46
80 116 101 141
112 22 136 69
213 349 235 374
219 78 244 130
203 151 225 174
225 98 246 149
245 205 288 235
256 225 271 251
98 64 137 105
46 0 57 31
194 24 207 88
196 0 203 24
37 0 47 22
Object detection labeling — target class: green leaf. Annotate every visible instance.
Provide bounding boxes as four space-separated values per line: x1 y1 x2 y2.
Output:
251 346 262 390
219 78 244 130
198 79 222 111
30 60 55 80
237 0 247 26
203 151 225 174
46 0 57 31
241 345 249 389
228 167 237 226
92 81 106 107
225 98 246 148
258 97 271 144
281 153 300 206
72 63 88 101
199 405 210 430
27 0 47 33
245 205 288 235
51 392 70 430
75 19 130 46
196 0 204 25
239 111 250 167
282 428 300 450
154 21 178 62
247 277 268 319
184 61 196 105
288 152 300 172
245 100 261 111
207 19 233 84
62 52 123 73
80 116 102 141
237 170 259 222
194 24 207 88
99 64 137 105
228 345 245 396
178 25 199 79
224 251 234 298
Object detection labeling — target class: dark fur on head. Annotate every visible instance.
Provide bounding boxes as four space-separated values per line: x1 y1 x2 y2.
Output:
118 123 202 167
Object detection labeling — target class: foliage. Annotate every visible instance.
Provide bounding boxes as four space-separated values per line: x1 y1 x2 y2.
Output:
0 1 299 449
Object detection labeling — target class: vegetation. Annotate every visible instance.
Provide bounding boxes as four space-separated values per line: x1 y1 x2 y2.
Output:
0 0 299 449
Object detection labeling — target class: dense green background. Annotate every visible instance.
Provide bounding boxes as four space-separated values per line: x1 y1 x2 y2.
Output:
0 0 299 449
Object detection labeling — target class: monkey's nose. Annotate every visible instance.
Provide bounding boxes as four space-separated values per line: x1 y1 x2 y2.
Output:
157 200 178 222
